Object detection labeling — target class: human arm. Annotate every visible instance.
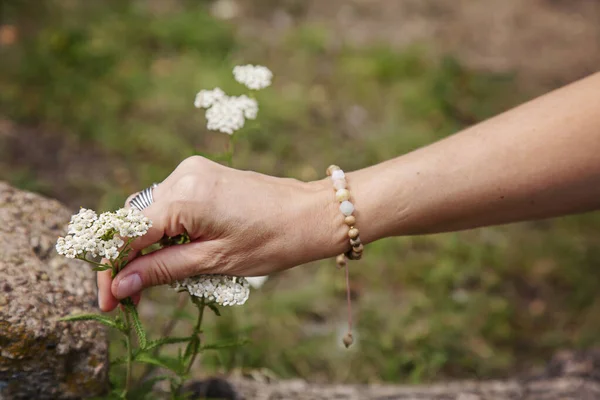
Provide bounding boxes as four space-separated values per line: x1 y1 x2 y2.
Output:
99 72 600 311
350 71 600 242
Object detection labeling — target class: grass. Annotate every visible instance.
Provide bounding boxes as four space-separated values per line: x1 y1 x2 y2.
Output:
2 0 600 385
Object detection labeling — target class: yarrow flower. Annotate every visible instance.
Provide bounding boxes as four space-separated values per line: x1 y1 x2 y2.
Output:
202 95 259 135
173 275 250 306
194 64 270 135
204 96 246 135
232 95 259 119
56 208 152 260
194 88 226 109
233 64 273 90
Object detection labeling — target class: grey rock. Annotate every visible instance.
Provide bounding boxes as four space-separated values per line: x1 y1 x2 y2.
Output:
0 182 108 399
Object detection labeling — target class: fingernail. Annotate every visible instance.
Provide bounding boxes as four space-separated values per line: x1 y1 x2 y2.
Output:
116 274 142 298
98 291 104 310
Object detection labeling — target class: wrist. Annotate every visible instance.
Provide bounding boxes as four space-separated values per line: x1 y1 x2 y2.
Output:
271 178 348 269
272 166 389 270
307 178 351 259
289 170 372 265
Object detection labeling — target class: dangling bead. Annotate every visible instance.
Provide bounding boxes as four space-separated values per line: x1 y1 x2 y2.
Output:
343 332 354 348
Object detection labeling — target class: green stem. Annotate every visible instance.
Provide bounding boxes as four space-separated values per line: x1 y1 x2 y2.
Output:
185 298 205 374
113 238 136 277
227 136 235 167
125 332 133 396
120 307 133 398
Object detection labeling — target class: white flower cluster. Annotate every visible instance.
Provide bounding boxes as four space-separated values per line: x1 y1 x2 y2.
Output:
194 88 226 109
233 64 273 90
56 208 151 260
194 64 271 135
173 275 250 306
204 95 258 134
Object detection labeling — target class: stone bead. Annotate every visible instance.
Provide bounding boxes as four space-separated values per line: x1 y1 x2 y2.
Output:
333 179 347 190
339 201 354 216
344 216 356 226
327 165 341 176
343 332 354 348
346 250 362 260
348 228 359 239
335 189 350 202
350 237 361 247
336 254 347 269
331 169 345 181
353 243 364 253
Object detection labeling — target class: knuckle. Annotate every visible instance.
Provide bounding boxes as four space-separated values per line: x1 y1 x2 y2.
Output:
171 174 198 200
179 155 205 170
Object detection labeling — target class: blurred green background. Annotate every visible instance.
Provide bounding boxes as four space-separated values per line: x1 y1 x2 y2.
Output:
1 0 600 385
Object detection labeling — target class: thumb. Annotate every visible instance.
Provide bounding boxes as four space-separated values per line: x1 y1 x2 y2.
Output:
111 241 220 299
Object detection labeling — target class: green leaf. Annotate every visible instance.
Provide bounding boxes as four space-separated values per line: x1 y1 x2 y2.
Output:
207 303 221 316
123 300 147 349
59 313 120 330
202 338 249 351
145 337 191 351
135 352 184 375
92 265 111 271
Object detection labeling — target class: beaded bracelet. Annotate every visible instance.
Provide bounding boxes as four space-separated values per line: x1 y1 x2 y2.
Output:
326 165 364 265
326 164 363 348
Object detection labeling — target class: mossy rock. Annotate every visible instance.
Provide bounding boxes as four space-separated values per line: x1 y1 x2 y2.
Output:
0 182 108 399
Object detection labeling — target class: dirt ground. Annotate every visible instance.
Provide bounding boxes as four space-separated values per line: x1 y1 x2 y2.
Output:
241 0 600 90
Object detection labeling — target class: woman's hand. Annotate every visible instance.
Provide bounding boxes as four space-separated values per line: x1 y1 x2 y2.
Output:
97 156 347 312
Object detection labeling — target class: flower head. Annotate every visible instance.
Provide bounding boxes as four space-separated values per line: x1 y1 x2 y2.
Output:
233 64 272 90
194 88 226 109
173 275 250 306
232 95 258 120
56 207 152 260
205 96 246 135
